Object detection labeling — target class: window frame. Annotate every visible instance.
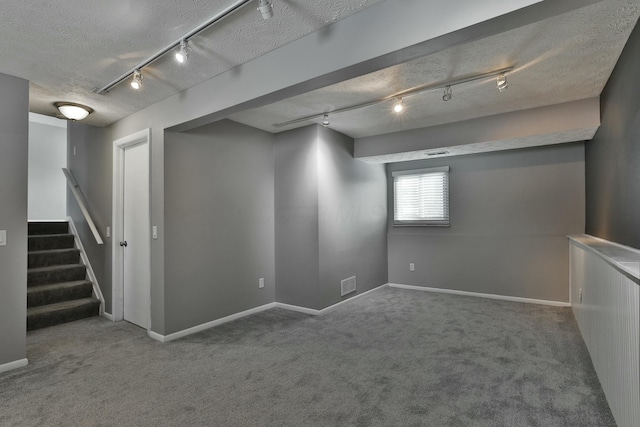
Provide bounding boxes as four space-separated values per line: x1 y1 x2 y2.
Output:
392 166 450 227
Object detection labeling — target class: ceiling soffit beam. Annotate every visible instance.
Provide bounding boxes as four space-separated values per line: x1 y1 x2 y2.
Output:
354 97 601 163
272 67 514 129
165 0 600 134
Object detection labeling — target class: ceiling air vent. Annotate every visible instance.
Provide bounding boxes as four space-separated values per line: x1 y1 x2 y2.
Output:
425 151 449 157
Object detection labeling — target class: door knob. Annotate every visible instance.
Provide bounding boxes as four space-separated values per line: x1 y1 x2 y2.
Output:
119 241 128 247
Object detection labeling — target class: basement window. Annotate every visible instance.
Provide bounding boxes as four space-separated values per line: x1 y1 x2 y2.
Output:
392 166 450 226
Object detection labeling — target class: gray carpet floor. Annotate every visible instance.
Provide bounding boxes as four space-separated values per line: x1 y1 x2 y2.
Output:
0 287 615 426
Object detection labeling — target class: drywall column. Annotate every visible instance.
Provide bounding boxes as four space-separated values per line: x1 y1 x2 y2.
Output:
275 125 387 310
0 73 29 371
275 126 321 307
317 126 387 308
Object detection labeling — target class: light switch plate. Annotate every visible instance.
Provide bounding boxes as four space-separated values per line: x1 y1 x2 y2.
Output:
152 226 158 239
0 230 6 246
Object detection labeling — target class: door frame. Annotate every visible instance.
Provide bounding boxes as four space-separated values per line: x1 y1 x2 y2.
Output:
111 128 151 327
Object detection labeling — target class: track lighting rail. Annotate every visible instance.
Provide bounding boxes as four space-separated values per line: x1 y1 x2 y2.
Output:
96 0 254 94
272 66 514 128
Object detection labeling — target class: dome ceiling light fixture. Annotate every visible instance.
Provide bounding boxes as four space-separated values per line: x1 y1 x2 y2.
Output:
54 102 94 121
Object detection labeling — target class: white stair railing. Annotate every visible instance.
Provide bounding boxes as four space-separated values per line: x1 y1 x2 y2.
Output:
62 168 104 245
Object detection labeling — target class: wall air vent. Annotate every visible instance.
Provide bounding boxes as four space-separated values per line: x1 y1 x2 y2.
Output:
341 276 357 296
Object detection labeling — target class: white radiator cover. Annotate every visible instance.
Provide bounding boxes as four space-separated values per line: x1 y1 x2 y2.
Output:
569 237 640 427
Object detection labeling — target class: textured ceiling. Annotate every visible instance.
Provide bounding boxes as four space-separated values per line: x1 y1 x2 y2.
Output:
4 0 640 153
0 0 383 127
230 0 640 139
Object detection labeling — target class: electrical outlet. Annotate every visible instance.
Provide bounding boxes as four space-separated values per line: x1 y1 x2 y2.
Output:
152 226 158 239
259 278 264 288
578 288 583 303
0 230 6 246
409 263 415 272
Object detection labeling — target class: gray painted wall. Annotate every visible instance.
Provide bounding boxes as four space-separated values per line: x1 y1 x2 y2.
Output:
387 143 585 302
74 0 589 335
94 0 583 335
275 125 387 309
28 121 67 221
164 120 275 334
274 126 320 307
317 126 387 308
0 73 28 366
67 123 113 313
586 20 640 249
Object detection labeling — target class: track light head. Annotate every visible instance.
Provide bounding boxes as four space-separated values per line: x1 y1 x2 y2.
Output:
175 40 190 64
131 70 143 90
322 114 330 127
442 85 453 102
257 0 274 20
393 98 404 113
497 73 508 92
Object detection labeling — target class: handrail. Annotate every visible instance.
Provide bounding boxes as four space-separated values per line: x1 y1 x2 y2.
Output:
62 168 104 245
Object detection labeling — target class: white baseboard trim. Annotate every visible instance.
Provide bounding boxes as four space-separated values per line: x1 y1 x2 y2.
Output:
147 330 165 343
276 284 389 316
102 312 115 322
146 285 391 343
274 302 321 315
388 283 570 307
0 358 28 374
147 303 277 343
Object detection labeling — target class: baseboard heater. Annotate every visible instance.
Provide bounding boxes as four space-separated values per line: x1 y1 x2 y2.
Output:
569 235 640 427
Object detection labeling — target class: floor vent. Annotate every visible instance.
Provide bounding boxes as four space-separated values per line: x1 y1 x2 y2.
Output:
341 276 357 296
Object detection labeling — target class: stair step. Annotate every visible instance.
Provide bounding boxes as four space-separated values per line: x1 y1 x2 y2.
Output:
28 264 86 287
27 298 100 331
28 234 75 251
27 280 93 308
28 248 81 269
28 222 69 236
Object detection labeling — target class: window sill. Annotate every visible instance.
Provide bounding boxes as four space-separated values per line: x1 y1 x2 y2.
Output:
393 223 450 227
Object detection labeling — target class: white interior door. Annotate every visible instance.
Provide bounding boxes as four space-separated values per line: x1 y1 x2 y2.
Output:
122 142 150 329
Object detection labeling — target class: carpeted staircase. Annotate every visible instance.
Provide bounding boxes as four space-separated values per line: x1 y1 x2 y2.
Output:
27 222 100 331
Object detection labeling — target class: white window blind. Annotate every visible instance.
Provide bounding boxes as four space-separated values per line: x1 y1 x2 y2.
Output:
393 166 449 226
